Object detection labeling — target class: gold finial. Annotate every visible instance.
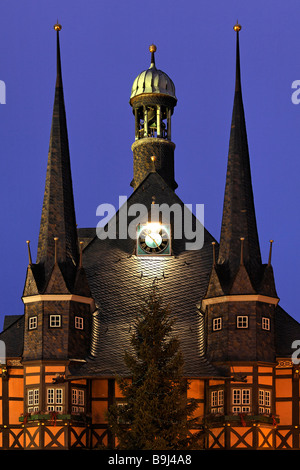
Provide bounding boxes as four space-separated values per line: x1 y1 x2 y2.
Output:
54 23 62 32
149 44 157 66
233 21 242 32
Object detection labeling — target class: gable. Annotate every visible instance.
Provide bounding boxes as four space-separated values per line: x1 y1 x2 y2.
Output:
72 172 220 377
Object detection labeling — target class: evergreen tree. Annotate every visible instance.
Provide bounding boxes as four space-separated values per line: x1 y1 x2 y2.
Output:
108 286 203 450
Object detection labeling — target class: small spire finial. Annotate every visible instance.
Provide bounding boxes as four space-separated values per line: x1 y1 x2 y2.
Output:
149 44 156 66
233 21 241 32
212 242 216 266
240 237 245 265
26 240 32 266
54 22 62 32
54 237 59 264
268 240 274 266
151 156 156 172
79 241 84 268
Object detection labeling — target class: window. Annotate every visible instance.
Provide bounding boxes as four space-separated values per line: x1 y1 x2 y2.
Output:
212 317 222 331
27 388 39 413
28 316 37 330
75 316 84 330
117 402 130 424
259 389 271 414
237 316 248 329
47 387 64 412
232 388 251 413
262 317 270 331
211 389 224 414
72 388 85 414
49 315 61 328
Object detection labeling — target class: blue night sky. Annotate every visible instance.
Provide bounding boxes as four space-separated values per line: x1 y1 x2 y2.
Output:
0 0 299 328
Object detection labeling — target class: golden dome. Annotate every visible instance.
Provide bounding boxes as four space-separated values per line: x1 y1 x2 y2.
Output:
130 45 176 100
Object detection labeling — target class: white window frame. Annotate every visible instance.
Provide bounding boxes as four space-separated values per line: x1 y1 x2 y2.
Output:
237 316 248 329
259 389 271 414
262 317 270 331
27 388 39 413
49 315 61 328
28 316 37 330
211 389 224 414
75 316 84 330
46 387 64 413
232 388 251 413
212 317 222 331
72 388 85 414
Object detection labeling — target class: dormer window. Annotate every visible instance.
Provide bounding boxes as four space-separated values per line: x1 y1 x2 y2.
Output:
212 317 222 331
49 315 61 328
237 316 248 329
75 316 84 330
28 316 37 330
262 317 270 331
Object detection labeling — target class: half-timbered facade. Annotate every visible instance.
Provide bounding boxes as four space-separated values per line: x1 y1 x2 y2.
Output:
0 23 299 450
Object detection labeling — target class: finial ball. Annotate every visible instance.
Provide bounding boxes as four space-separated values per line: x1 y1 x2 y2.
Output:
54 23 62 31
149 44 157 53
233 22 241 32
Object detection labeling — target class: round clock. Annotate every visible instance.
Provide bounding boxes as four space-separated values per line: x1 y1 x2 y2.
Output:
137 224 170 255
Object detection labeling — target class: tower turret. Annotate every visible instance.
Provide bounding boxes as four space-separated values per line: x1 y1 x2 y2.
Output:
130 45 178 190
22 24 93 363
203 24 279 365
36 23 79 285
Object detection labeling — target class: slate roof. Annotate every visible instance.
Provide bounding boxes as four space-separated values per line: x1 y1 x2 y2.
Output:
67 171 222 378
1 172 299 374
275 305 300 358
0 315 24 358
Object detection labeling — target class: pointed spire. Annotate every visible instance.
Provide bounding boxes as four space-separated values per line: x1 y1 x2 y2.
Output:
218 23 261 278
233 21 242 92
36 24 79 279
54 22 63 84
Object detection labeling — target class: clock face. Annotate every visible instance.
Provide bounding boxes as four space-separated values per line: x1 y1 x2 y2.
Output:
137 223 171 256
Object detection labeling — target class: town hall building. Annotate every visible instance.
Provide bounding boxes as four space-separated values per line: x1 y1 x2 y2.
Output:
0 22 299 450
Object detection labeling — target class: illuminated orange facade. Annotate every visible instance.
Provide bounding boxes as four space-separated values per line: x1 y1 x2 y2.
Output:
0 23 299 450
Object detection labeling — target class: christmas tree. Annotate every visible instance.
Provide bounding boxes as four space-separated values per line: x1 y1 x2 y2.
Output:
108 285 203 450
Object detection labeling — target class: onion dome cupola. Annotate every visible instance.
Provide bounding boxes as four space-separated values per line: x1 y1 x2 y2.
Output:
129 45 178 191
